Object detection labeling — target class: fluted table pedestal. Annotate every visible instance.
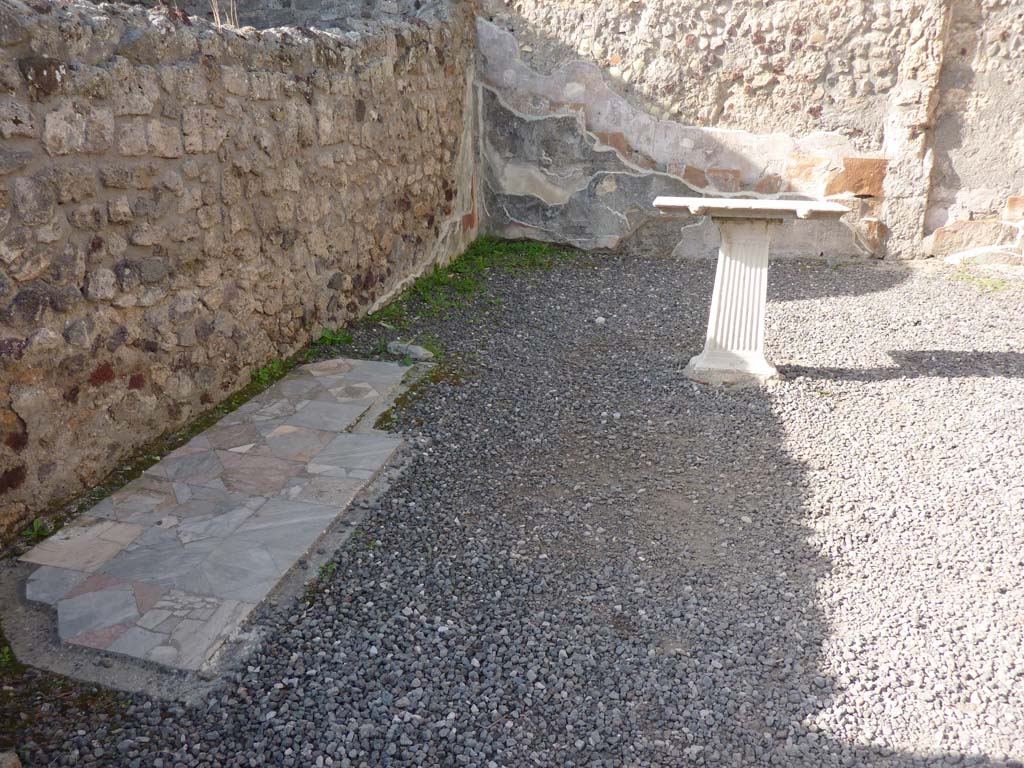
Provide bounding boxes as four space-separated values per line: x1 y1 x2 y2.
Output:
653 196 851 386
684 218 780 384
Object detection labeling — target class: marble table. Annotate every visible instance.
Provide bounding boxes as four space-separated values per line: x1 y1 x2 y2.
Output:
654 196 850 384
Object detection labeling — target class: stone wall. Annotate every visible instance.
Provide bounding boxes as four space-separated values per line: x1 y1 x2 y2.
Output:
476 18 880 259
0 0 477 540
480 0 1024 262
481 0 918 148
923 0 1024 264
235 0 425 30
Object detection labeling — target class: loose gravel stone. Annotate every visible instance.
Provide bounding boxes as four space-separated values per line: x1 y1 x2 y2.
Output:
387 341 434 360
9 253 1024 767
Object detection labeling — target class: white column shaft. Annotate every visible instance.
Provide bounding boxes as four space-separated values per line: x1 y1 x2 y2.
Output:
685 218 779 383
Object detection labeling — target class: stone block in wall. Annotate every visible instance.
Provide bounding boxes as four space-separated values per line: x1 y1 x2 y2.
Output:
0 147 31 175
9 245 50 283
45 164 96 203
249 71 279 101
196 204 220 229
0 61 19 95
42 102 83 154
110 61 161 116
146 119 183 158
0 4 27 48
84 267 117 301
182 107 228 154
18 56 67 98
128 221 166 246
221 66 248 97
104 231 129 260
707 168 741 193
34 222 63 251
62 316 96 348
68 203 106 229
3 282 52 325
161 64 209 106
101 164 158 190
13 176 56 226
923 219 1020 257
785 156 829 191
1004 196 1024 222
86 107 114 152
116 121 148 156
824 158 888 198
0 227 30 268
108 196 133 224
49 244 85 285
0 98 35 138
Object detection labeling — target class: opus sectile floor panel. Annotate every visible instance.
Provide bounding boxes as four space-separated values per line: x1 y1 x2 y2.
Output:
20 358 408 671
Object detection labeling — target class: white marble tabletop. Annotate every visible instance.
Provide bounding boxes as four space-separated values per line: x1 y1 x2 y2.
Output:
653 196 850 220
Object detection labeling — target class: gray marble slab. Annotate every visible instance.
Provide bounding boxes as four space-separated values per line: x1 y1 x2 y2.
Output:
19 357 411 671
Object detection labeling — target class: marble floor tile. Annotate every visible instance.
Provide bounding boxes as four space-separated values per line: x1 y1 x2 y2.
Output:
89 475 179 526
98 528 219 588
341 360 410 391
214 451 305 495
68 622 135 651
325 381 380 402
262 377 321 400
175 503 256 544
285 400 369 431
145 449 224 485
303 359 357 377
304 465 377 481
172 599 255 670
234 497 340 533
183 539 281 601
25 565 90 605
132 580 165 614
279 476 363 506
310 433 402 471
262 424 335 462
106 626 165 659
205 422 263 451
58 585 139 642
233 398 297 423
21 518 145 572
63 572 127 600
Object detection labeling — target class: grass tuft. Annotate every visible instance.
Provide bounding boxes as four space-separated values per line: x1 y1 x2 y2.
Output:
952 268 1007 293
250 359 290 386
316 328 354 347
365 236 572 327
20 519 50 544
318 561 337 580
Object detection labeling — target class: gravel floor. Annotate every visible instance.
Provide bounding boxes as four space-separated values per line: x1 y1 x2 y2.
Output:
9 251 1024 767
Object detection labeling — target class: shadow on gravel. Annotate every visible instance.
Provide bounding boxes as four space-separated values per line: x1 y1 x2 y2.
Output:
627 394 1006 766
768 260 910 302
492 256 1008 766
781 350 1024 381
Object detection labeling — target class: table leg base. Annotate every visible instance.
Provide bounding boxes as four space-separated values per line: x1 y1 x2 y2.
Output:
683 351 780 386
